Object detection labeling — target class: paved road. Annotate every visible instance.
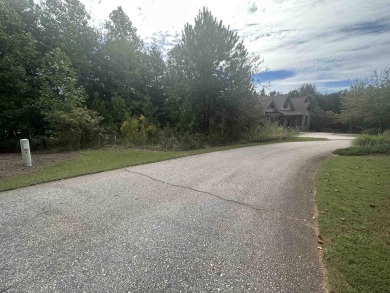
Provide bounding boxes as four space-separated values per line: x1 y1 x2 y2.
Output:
0 135 352 292
297 132 357 140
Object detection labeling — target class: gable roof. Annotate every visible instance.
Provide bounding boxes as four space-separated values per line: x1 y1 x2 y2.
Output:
272 95 291 110
290 96 310 113
259 96 274 110
258 95 310 115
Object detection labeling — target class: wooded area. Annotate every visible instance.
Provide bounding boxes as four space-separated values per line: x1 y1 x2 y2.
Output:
1 0 389 151
0 0 266 150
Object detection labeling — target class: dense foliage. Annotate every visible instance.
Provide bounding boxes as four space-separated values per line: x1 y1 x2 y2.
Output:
167 8 263 144
338 69 390 132
1 0 388 151
0 1 265 150
333 132 390 156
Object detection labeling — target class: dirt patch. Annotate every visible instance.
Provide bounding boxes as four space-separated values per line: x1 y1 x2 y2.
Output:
0 151 80 180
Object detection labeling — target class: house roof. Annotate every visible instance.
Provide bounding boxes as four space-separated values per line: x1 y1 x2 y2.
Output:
290 96 310 113
259 95 291 112
259 94 309 116
272 95 291 110
259 96 274 110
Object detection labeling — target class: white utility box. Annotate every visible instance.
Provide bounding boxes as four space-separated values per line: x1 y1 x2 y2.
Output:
20 139 32 166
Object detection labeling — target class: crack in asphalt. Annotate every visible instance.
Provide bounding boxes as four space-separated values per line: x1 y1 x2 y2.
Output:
123 169 316 230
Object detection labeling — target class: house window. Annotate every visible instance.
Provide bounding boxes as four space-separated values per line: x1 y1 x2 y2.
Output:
283 100 289 109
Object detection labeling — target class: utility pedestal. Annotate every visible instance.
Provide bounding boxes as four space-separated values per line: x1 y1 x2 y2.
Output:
20 139 32 167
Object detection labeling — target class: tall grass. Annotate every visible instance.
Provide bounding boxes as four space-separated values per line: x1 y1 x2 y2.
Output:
334 132 390 156
249 122 298 142
353 133 390 147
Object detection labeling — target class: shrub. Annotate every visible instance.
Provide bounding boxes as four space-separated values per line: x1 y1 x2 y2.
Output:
179 132 205 150
361 128 381 135
333 145 390 156
44 107 104 151
158 128 205 150
158 127 181 150
353 133 390 147
334 132 390 156
120 115 160 146
249 122 297 142
120 117 144 146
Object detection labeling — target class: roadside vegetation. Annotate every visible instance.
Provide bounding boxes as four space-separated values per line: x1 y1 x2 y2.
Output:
333 132 390 156
1 0 389 155
1 1 267 152
316 134 390 292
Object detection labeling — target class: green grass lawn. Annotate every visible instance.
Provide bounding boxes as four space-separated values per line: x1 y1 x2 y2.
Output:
0 137 323 192
316 156 390 293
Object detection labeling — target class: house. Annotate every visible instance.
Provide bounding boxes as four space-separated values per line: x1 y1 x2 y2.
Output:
259 95 311 131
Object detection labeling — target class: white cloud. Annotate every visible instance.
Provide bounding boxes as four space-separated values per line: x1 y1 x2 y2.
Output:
80 0 390 92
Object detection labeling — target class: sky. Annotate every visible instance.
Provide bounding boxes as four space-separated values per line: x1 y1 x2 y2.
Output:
80 0 390 93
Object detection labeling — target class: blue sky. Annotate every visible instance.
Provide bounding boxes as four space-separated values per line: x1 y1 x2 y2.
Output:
81 0 390 93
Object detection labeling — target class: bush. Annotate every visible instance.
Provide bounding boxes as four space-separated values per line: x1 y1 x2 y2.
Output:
120 116 145 146
44 107 104 151
361 128 381 135
157 127 181 150
120 115 160 146
249 122 297 142
353 133 390 147
333 145 390 156
120 121 296 151
334 133 390 156
158 128 205 150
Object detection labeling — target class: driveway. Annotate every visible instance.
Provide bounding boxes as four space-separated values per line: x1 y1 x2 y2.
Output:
0 136 352 292
298 132 357 140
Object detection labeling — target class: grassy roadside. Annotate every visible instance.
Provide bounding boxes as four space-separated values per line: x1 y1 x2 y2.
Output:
316 156 390 293
0 137 323 192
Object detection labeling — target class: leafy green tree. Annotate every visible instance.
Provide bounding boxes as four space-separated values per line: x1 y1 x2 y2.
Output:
37 0 99 84
318 91 342 114
339 69 390 131
143 46 169 125
169 7 263 140
37 48 87 111
104 6 141 46
298 83 321 109
0 0 38 147
96 7 145 116
5 0 38 30
37 48 103 149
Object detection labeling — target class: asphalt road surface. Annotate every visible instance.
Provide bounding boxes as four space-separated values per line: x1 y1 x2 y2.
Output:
0 134 352 292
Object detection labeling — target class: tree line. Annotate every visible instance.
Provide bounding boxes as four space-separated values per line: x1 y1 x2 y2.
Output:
1 0 264 150
1 0 388 151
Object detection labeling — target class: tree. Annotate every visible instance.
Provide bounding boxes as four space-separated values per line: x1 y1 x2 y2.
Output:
104 6 141 46
339 69 390 131
95 6 146 120
318 91 342 114
37 48 87 111
169 7 263 140
143 46 169 125
0 0 39 147
37 48 102 149
37 0 99 84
